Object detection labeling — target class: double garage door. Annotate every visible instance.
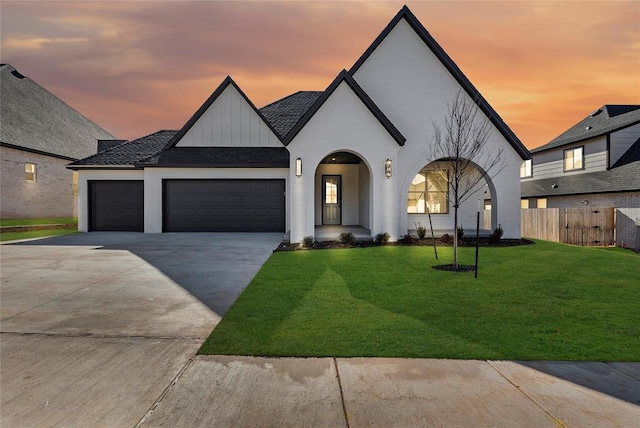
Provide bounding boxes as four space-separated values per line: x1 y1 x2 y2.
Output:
89 179 284 232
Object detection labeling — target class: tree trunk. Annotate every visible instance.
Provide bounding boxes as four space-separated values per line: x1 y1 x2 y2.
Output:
453 204 459 269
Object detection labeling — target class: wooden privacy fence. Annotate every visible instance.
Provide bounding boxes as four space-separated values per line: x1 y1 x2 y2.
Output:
521 207 615 246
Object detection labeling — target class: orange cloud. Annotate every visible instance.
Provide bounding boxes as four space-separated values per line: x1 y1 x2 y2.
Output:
1 1 638 149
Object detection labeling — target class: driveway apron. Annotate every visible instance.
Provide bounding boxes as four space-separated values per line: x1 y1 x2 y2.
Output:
0 232 281 427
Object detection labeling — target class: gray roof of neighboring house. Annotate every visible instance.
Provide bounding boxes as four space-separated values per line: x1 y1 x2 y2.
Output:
259 91 323 139
68 130 177 167
521 160 640 197
141 146 289 168
531 105 640 153
0 64 115 160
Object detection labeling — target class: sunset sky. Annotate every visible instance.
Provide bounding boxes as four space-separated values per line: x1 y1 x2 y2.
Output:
2 1 639 149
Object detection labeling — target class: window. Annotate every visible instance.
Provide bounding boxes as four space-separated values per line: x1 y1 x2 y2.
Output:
520 159 532 178
564 146 584 171
407 169 448 214
537 198 547 209
521 199 529 209
25 163 36 181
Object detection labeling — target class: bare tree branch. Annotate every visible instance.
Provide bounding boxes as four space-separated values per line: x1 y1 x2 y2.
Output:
425 90 506 269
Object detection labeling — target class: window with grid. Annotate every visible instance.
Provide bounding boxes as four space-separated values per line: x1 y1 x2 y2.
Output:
407 170 449 214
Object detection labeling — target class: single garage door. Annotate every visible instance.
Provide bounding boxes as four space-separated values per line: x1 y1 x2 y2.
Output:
89 180 144 231
163 179 285 232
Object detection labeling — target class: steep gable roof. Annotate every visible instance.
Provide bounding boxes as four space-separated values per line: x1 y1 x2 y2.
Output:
349 5 529 160
0 64 115 160
531 105 640 153
162 76 282 150
260 91 323 139
283 70 406 146
68 130 177 168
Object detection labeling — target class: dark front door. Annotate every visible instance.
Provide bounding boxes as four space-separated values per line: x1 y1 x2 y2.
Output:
89 180 144 231
163 179 285 232
322 175 341 225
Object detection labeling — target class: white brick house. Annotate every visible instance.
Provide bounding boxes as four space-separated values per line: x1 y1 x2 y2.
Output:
70 6 529 242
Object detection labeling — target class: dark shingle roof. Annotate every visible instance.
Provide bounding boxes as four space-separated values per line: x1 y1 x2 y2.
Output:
68 130 177 167
141 147 289 168
349 6 530 160
0 64 115 160
259 91 323 139
532 105 640 153
521 161 640 197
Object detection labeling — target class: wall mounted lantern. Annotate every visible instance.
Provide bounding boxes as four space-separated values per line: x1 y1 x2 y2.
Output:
385 158 392 178
296 158 302 177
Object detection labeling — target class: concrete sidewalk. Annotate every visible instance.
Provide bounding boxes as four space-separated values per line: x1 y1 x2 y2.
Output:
141 356 640 427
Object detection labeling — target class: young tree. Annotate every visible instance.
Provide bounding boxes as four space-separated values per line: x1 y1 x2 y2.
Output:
426 91 506 269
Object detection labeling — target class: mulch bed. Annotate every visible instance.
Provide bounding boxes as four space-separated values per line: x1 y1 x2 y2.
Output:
276 237 534 252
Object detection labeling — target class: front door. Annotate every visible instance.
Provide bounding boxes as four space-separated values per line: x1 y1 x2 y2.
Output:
323 175 341 225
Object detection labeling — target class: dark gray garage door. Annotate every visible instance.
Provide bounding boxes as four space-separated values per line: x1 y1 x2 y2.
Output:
90 180 144 231
163 179 285 232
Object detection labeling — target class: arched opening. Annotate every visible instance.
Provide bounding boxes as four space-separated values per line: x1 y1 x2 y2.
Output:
404 159 498 235
314 151 372 240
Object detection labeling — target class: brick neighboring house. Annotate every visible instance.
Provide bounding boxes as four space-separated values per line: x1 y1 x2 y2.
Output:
0 64 115 219
521 105 640 209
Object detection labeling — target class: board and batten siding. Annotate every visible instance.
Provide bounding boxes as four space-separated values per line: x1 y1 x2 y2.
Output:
176 84 280 147
610 122 640 167
351 18 523 238
525 135 608 181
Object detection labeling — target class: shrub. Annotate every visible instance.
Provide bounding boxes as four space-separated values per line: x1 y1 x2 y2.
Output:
374 232 390 245
414 222 427 239
302 235 316 248
440 233 453 244
399 234 415 245
339 232 356 245
456 225 464 240
489 224 504 244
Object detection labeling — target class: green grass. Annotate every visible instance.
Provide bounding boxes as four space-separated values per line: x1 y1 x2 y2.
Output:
0 228 78 242
0 217 76 227
200 241 640 361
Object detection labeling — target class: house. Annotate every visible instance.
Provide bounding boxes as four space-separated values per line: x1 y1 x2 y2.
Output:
0 64 115 219
69 6 529 243
520 105 640 209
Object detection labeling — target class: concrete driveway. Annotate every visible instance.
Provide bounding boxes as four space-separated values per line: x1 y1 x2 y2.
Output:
0 232 282 427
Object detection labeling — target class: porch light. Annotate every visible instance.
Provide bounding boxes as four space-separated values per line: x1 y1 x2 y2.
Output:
385 158 392 178
296 158 302 177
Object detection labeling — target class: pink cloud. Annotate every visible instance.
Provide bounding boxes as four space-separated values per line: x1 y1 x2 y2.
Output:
1 1 638 148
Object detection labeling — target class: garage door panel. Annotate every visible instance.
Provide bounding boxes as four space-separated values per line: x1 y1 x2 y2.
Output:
90 181 144 232
164 179 284 232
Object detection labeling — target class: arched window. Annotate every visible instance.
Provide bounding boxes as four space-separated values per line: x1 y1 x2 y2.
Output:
407 169 449 214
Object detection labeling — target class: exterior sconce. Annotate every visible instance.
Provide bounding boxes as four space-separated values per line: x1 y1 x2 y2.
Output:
296 158 302 177
385 158 392 178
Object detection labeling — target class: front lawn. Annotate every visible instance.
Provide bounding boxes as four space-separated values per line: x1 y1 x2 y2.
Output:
200 241 639 361
0 228 78 242
0 217 76 227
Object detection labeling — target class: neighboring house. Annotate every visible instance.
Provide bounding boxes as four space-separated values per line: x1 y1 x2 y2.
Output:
0 64 115 219
521 105 640 209
69 6 529 242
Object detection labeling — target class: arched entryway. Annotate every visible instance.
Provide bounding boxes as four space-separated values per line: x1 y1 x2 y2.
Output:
314 151 372 240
